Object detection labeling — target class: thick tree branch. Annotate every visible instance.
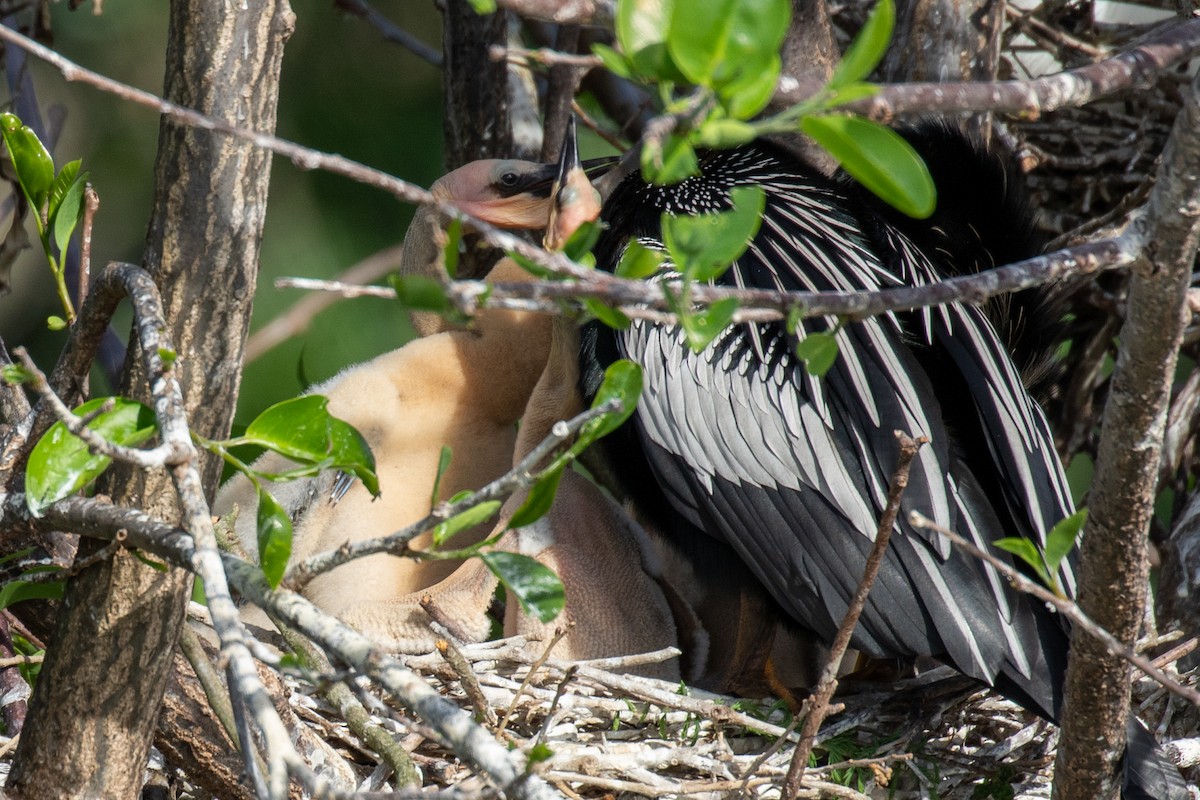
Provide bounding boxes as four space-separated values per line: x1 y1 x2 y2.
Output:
1054 65 1200 800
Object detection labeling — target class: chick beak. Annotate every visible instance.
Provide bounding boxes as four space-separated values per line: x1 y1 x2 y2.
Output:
544 117 602 252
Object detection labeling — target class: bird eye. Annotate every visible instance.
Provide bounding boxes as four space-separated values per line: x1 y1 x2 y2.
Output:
499 172 520 188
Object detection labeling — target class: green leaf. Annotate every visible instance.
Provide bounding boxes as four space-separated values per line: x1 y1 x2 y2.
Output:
433 500 502 547
242 395 379 496
994 537 1054 588
256 487 293 589
801 115 935 219
466 0 497 12
667 0 790 87
431 445 453 509
795 331 840 377
682 297 739 351
582 298 631 330
0 112 54 209
390 274 451 313
508 468 564 530
509 252 554 279
0 577 65 611
528 742 554 763
828 0 895 89
25 397 158 516
820 82 881 110
641 133 700 186
442 218 463 279
50 173 86 258
717 57 781 120
133 551 169 572
158 347 178 368
578 359 643 447
2 364 34 384
47 160 81 217
563 220 602 263
695 118 758 149
662 185 765 280
1043 508 1086 577
46 315 67 331
592 43 636 80
616 0 684 81
482 551 565 623
785 305 803 335
616 241 666 279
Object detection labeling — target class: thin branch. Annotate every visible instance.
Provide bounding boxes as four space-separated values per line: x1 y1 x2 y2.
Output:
287 398 621 586
12 347 188 470
790 19 1200 121
909 511 1200 708
493 0 614 26
489 44 603 70
246 243 406 362
333 0 443 66
279 235 1135 327
782 431 925 799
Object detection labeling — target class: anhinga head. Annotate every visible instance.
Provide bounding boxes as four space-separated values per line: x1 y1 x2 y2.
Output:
431 159 562 231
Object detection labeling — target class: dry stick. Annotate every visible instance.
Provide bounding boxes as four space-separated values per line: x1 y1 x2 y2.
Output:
76 184 98 312
499 626 570 734
908 511 1200 708
278 235 1136 329
333 0 443 66
176 623 240 747
245 242 406 362
781 431 926 800
437 637 499 728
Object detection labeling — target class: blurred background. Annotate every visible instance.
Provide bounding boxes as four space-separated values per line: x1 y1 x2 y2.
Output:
0 2 448 428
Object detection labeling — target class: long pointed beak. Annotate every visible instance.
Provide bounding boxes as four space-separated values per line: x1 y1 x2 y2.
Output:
545 118 602 251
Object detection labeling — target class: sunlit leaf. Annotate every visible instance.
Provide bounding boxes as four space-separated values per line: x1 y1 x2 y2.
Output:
46 315 66 331
442 218 463 279
0 577 64 611
662 185 764 280
433 500 502 547
1043 508 1086 577
0 112 54 209
51 173 87 258
667 0 789 87
593 43 636 80
695 118 757 149
994 536 1054 589
25 397 157 516
828 0 895 89
717 57 781 120
641 133 700 185
578 359 643 447
466 0 497 12
583 298 632 329
390 274 451 313
256 487 293 589
431 445 453 509
242 396 378 496
616 0 684 81
507 468 564 530
563 220 602 262
795 331 840 377
528 742 554 763
615 241 666 280
681 297 739 351
801 115 935 219
2 364 33 384
482 551 565 623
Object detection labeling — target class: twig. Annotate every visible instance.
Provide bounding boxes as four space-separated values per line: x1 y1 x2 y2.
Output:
287 398 621 586
247 243 406 362
439 637 499 728
499 626 570 733
177 623 239 747
782 431 926 799
909 510 1200 708
12 347 189 470
76 184 98 313
489 44 603 69
0 654 42 668
334 0 443 66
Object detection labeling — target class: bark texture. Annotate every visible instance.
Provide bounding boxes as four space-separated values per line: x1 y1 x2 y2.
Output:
7 2 294 798
1053 70 1200 800
442 0 514 169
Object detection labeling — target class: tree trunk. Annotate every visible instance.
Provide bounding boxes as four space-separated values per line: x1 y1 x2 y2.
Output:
7 2 293 797
1053 69 1200 800
441 0 514 169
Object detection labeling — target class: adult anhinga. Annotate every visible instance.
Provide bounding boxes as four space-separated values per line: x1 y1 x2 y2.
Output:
580 127 1187 798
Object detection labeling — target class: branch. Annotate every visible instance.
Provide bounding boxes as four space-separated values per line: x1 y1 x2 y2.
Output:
785 19 1200 121
333 0 442 66
493 0 613 26
782 432 925 799
908 511 1200 708
287 398 621 586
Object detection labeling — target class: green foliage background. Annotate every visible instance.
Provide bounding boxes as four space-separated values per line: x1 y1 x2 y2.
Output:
0 2 445 428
